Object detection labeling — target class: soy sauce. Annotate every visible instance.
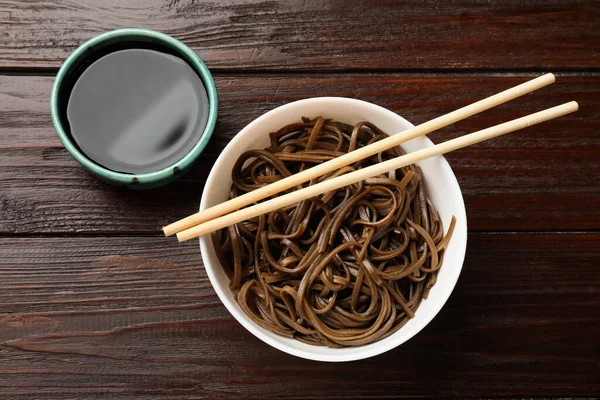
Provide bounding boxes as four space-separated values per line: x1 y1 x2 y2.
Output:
66 48 209 174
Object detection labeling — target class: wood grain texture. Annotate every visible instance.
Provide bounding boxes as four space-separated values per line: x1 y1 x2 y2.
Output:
0 0 599 71
0 233 598 398
1 74 598 234
1 1 598 398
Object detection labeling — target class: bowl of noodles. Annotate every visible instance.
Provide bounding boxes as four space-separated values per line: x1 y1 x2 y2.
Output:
199 97 467 361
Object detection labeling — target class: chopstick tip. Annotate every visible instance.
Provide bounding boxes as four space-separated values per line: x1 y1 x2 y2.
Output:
560 101 579 113
571 101 579 111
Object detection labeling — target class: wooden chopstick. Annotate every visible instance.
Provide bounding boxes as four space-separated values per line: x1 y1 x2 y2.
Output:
176 101 578 242
163 73 556 237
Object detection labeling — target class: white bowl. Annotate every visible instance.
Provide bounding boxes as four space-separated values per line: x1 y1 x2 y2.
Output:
199 97 467 362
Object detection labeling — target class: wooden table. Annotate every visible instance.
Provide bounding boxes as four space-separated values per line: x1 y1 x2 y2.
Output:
1 1 598 398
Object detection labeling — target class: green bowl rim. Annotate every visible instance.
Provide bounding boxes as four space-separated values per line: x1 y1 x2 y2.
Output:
50 28 218 185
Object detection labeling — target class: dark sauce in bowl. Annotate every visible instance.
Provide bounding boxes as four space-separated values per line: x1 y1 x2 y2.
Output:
66 48 209 174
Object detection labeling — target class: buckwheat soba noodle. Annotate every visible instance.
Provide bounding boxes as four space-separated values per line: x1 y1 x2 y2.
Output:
213 117 456 347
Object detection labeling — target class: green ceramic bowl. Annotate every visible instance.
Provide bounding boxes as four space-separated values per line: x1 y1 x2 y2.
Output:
50 28 218 189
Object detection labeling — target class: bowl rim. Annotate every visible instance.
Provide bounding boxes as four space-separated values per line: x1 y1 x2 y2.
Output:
50 28 218 186
199 97 467 361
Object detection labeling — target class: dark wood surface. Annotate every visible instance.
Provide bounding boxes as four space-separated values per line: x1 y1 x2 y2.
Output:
1 0 599 71
0 234 598 398
0 1 598 398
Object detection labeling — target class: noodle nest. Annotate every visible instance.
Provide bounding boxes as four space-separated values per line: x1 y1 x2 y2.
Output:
213 117 455 347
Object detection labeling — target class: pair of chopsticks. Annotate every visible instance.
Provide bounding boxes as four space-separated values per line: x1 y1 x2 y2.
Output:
164 73 577 242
